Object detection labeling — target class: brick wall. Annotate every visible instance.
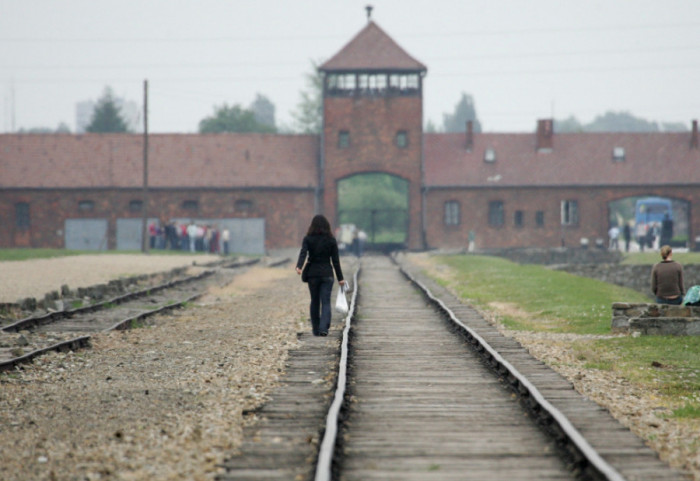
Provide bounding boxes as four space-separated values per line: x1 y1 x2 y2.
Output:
0 188 315 250
322 95 424 248
425 185 696 250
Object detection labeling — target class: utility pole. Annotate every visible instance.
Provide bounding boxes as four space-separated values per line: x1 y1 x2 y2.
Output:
141 80 150 253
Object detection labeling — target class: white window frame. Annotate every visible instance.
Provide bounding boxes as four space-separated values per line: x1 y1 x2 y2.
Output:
444 201 460 226
561 200 579 226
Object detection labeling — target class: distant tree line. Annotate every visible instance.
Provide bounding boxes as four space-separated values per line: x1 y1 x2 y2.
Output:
554 112 687 133
14 72 691 134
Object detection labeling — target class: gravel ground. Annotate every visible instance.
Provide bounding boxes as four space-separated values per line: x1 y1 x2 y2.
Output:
0 256 310 481
0 253 697 480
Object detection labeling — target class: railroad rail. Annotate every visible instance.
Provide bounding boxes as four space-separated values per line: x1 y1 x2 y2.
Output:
0 258 259 372
220 254 685 480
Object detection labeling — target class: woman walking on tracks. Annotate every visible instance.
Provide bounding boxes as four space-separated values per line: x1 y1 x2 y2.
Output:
296 215 346 336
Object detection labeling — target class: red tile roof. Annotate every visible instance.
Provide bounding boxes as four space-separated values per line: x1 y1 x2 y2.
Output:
424 132 700 188
321 21 426 72
0 133 319 189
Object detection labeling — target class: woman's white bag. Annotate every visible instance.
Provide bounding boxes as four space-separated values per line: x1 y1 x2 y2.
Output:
335 283 349 314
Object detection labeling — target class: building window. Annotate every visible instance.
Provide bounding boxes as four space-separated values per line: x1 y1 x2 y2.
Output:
235 199 253 212
78 200 94 212
338 130 350 149
396 130 408 148
182 200 198 211
613 147 625 162
484 148 496 163
444 201 460 226
15 202 30 230
514 210 524 227
561 200 579 226
129 200 143 212
535 210 545 227
488 201 504 227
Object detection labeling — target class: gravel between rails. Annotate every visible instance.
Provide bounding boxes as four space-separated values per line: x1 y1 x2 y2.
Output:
0 257 311 481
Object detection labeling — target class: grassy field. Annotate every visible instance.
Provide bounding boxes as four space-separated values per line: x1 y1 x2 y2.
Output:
427 254 700 419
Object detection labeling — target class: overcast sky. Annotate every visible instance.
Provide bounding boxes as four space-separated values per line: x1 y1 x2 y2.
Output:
1 0 699 134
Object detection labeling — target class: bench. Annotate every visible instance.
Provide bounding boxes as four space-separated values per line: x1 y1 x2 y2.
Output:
612 303 700 335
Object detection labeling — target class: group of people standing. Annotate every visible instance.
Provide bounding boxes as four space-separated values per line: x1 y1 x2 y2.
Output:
148 221 231 255
610 214 674 253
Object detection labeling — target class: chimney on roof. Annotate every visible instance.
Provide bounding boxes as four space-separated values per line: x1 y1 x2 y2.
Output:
365 5 373 21
465 120 473 151
536 118 554 152
692 120 698 150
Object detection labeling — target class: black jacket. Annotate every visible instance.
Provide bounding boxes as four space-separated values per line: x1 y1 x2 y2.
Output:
296 234 344 281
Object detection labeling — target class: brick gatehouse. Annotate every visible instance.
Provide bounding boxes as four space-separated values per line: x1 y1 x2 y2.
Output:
1 21 699 253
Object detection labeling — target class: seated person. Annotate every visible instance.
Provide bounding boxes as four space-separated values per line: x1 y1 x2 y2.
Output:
650 245 684 305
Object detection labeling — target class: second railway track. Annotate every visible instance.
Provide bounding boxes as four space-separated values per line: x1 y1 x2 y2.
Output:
0 257 260 371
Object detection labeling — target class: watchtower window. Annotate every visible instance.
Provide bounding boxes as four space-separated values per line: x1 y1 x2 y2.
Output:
396 131 408 148
484 148 496 163
326 74 356 95
338 131 350 149
326 71 420 97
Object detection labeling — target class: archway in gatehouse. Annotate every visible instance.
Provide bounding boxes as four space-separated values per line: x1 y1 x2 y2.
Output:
336 173 409 253
608 195 690 252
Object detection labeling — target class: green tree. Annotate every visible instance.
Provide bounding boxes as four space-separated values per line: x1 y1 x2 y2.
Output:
86 87 130 133
587 111 659 132
442 92 482 133
659 121 687 132
554 112 689 133
249 93 276 130
554 116 584 133
425 119 439 133
198 103 276 133
291 60 323 134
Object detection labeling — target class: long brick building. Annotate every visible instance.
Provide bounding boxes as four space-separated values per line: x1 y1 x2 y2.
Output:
1 21 699 253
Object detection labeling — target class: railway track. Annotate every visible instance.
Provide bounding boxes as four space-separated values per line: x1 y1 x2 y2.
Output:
0 257 260 372
219 254 685 481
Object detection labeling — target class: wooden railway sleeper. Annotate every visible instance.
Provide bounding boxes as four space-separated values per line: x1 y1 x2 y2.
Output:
395 260 627 481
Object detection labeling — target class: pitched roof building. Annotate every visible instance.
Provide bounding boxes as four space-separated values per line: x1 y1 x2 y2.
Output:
1 21 699 253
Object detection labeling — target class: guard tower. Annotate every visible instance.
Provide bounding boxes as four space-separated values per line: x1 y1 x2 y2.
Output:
319 19 427 249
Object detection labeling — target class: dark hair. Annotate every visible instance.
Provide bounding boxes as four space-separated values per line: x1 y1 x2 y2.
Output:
307 214 334 237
